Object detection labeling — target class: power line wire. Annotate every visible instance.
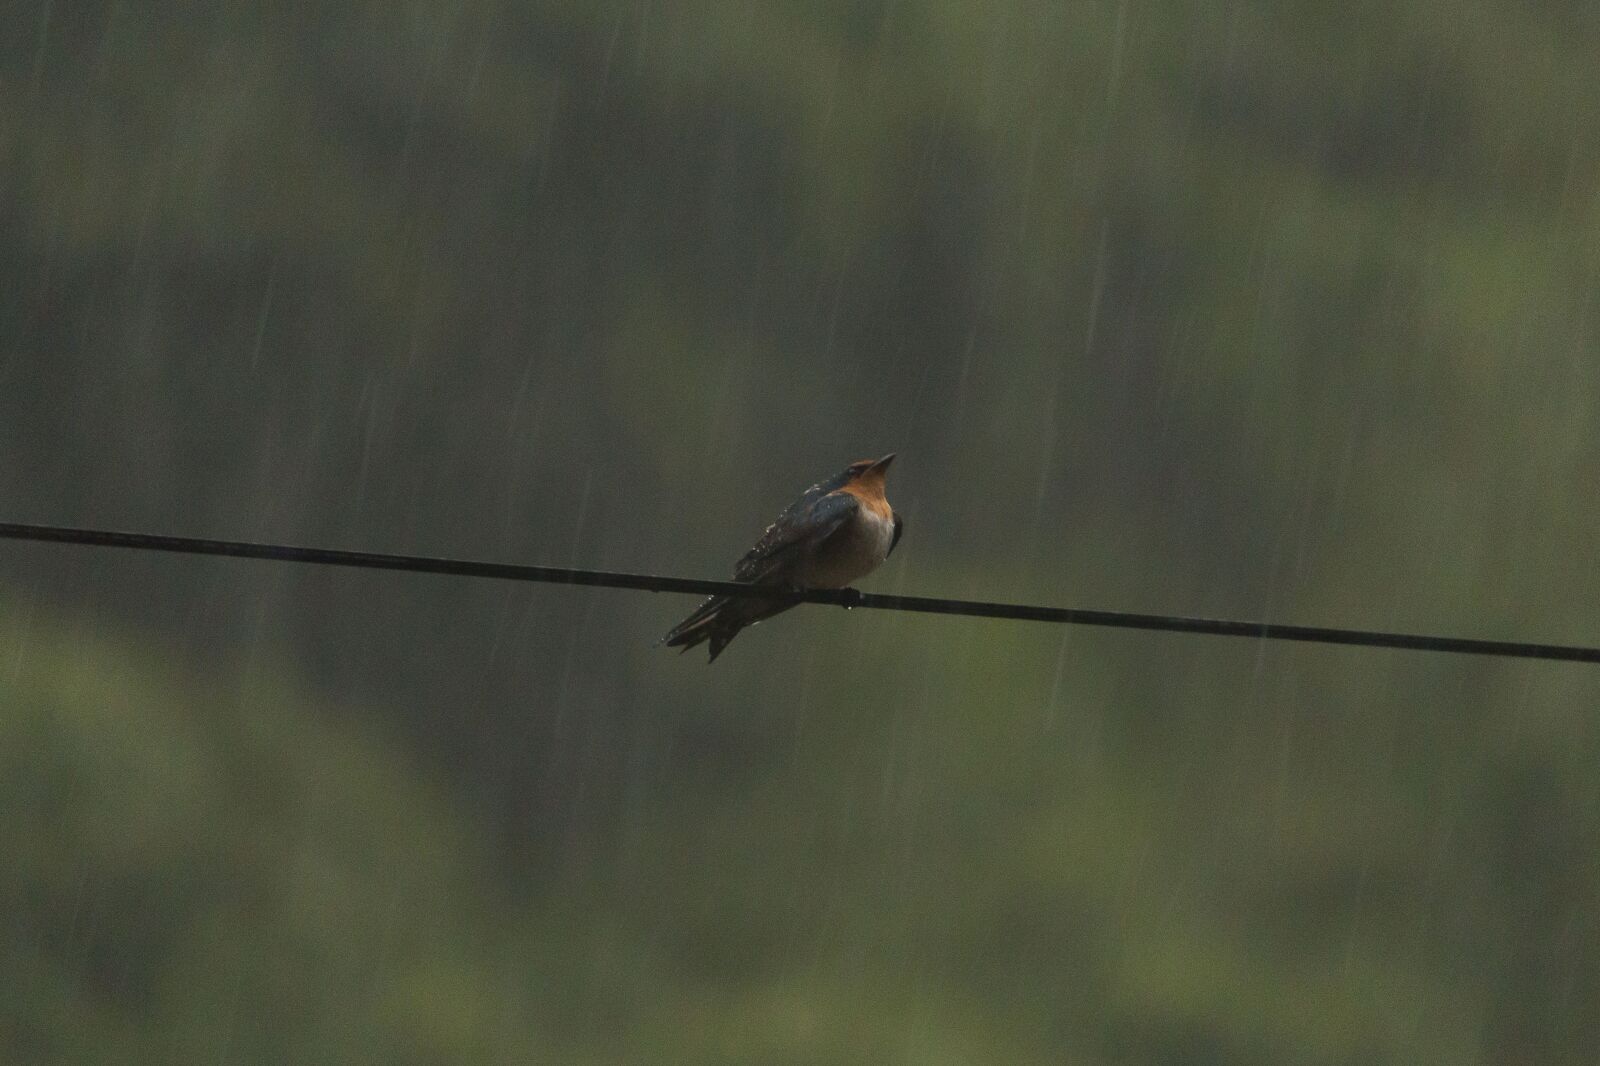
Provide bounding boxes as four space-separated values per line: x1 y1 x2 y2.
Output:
1 521 1595 664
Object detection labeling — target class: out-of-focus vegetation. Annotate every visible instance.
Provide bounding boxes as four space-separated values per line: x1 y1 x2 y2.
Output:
3 1 1599 1062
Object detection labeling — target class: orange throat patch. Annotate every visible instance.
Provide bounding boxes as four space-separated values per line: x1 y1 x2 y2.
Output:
839 475 892 520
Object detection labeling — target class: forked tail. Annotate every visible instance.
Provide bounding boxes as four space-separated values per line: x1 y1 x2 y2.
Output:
659 591 799 663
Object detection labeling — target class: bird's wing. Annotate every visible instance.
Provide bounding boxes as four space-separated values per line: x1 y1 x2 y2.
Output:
733 490 859 584
888 512 904 557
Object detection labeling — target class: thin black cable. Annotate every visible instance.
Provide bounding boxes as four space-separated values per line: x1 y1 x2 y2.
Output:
1 521 1595 664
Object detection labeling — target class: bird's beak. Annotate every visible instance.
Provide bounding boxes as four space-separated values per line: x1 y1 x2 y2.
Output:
867 453 896 474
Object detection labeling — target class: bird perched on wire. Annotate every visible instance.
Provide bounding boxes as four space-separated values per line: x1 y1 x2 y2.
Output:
661 454 903 662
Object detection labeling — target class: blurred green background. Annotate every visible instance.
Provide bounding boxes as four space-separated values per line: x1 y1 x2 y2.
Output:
4 1 1599 1062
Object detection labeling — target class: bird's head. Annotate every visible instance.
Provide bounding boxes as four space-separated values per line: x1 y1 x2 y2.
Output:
841 453 895 493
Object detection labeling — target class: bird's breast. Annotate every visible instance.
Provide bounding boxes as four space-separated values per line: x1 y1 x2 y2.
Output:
798 506 895 589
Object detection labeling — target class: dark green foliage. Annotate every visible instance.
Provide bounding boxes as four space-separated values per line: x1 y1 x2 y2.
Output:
4 1 1599 1061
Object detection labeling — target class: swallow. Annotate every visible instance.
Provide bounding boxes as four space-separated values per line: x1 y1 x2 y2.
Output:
661 454 903 662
